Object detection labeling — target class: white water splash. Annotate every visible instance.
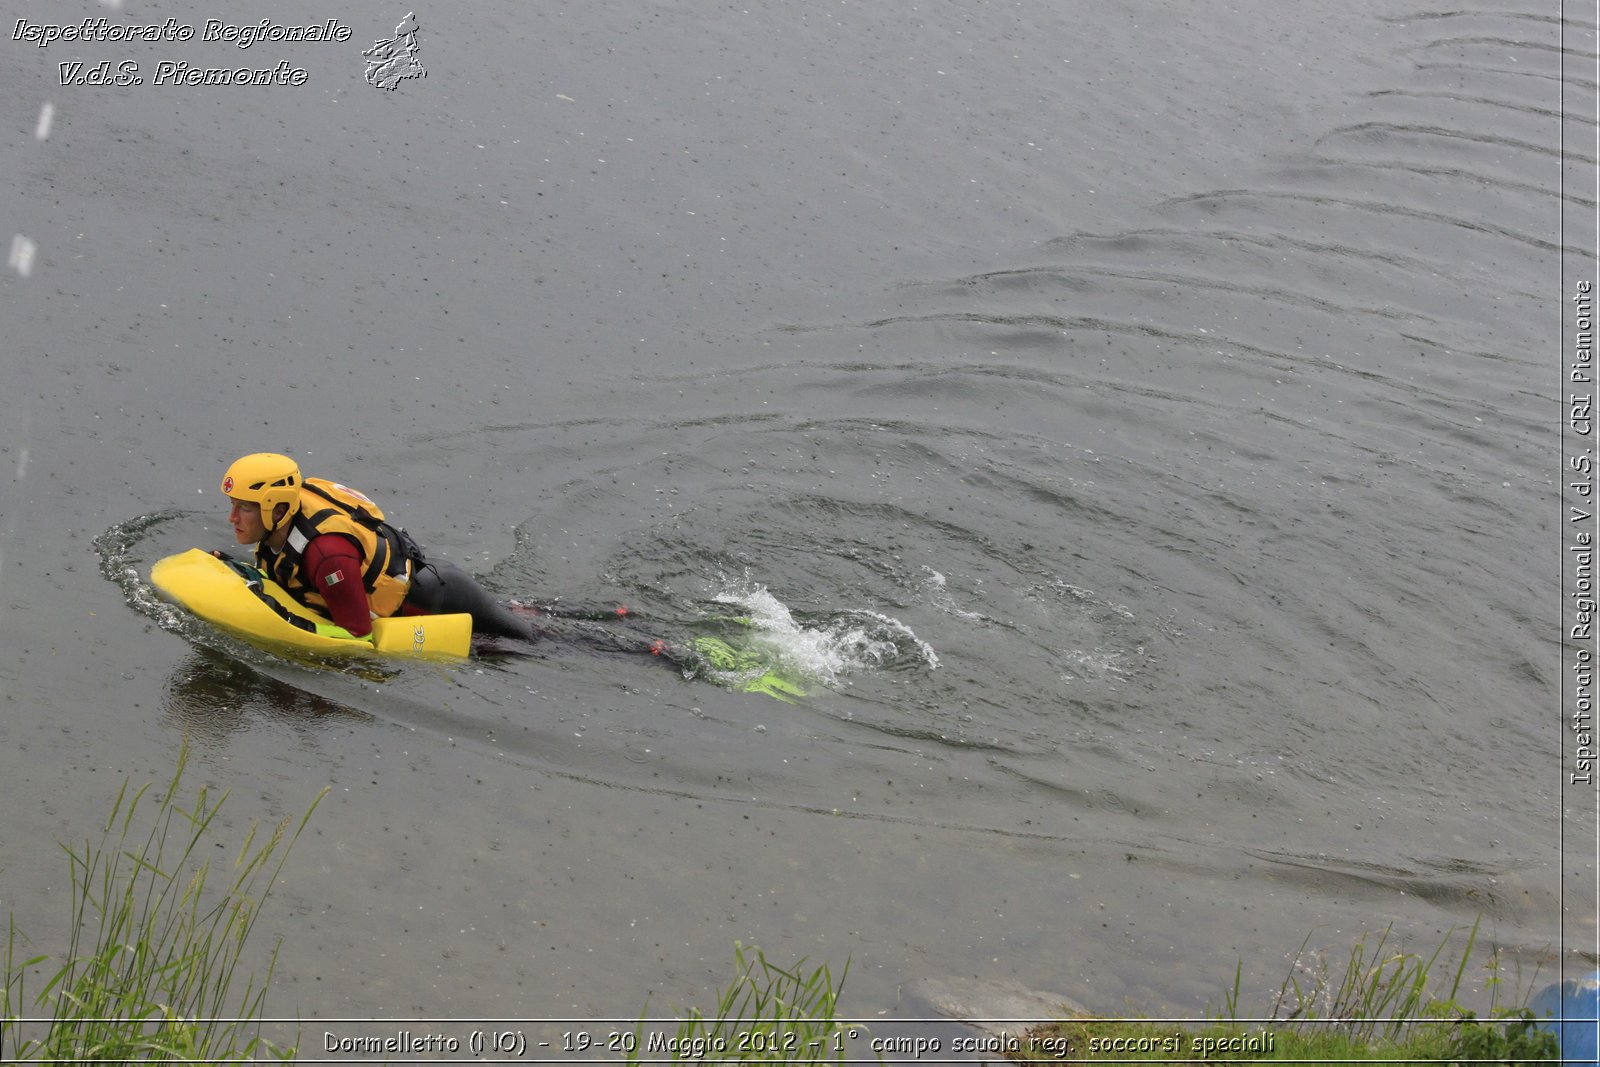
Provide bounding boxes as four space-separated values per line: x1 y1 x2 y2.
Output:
710 575 938 685
843 609 940 669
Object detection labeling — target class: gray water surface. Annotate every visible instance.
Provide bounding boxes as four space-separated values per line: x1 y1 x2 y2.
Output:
1 0 1592 1042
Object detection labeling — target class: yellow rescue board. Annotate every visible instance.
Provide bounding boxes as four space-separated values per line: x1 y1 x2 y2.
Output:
150 548 472 660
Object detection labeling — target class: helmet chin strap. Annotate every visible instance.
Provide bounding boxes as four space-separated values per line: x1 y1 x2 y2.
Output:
264 505 294 544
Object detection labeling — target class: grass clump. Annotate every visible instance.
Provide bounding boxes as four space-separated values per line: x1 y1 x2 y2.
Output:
0 741 326 1063
625 942 879 1064
1008 919 1558 1064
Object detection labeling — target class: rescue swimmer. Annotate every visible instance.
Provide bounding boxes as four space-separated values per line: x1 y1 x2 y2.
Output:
218 452 537 641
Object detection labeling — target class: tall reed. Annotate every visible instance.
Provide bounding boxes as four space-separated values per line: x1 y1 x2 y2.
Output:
1 741 325 1062
626 942 877 1065
1259 919 1493 1042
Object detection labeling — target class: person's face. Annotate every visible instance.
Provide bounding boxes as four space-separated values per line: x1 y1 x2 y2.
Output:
229 498 267 544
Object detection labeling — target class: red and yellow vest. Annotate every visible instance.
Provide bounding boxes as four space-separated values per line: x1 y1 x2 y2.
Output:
255 478 416 618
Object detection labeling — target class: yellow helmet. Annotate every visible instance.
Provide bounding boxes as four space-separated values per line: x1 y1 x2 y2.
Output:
221 453 301 532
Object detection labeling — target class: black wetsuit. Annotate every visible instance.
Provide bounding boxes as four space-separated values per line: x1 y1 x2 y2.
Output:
400 541 682 667
404 558 667 663
403 558 536 640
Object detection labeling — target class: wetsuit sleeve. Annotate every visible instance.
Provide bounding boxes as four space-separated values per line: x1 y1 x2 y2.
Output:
301 534 374 637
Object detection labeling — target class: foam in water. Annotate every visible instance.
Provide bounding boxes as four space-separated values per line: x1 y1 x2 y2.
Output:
920 565 986 622
1059 647 1133 686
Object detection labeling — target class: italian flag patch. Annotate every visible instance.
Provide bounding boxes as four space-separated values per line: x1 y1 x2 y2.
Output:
324 569 345 587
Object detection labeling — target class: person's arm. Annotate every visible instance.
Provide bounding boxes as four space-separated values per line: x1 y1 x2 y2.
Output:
300 534 374 637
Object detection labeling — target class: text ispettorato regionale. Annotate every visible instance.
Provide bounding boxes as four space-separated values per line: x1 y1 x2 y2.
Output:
13 18 353 49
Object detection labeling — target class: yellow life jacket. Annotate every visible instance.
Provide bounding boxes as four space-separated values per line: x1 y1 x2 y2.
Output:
255 478 418 618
